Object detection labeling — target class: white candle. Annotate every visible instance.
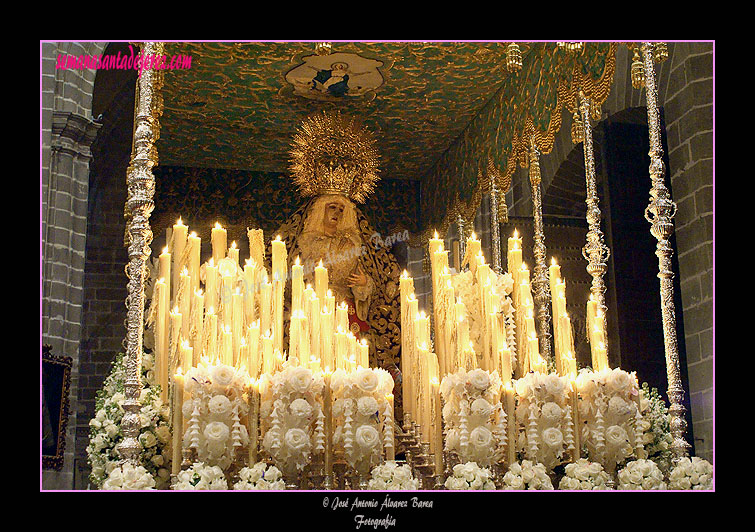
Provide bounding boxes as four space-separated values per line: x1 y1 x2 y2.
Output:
172 218 187 302
466 232 481 274
192 288 204 365
180 339 193 372
321 305 334 371
188 232 201 295
292 256 304 314
205 307 217 364
262 329 274 375
336 301 349 333
171 369 184 475
170 306 182 372
205 258 218 316
211 222 227 265
358 338 369 369
290 310 302 365
247 320 260 379
232 289 243 366
385 393 395 461
309 293 321 365
315 260 328 303
243 259 256 326
155 279 168 403
228 240 239 266
222 324 233 367
260 272 272 335
179 267 191 341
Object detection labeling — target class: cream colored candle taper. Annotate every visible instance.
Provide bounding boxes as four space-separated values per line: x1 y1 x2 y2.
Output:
443 278 456 376
291 256 303 314
247 320 260 379
385 393 395 461
299 312 310 367
205 258 218 317
179 267 191 340
243 259 256 326
490 306 500 375
188 231 201 295
358 338 369 369
323 368 333 476
159 247 172 350
334 327 347 370
570 377 580 460
205 307 217 364
211 222 227 265
248 228 264 268
171 218 187 302
260 271 272 335
504 382 516 466
248 378 259 465
406 293 419 419
180 339 193 372
171 368 184 475
232 289 243 366
321 305 334 371
309 293 321 365
431 378 443 476
418 342 431 443
222 324 233 367
336 301 349 333
315 259 328 303
466 231 481 275
289 310 301 365
155 279 168 402
271 237 286 353
228 240 239 266
192 288 204 364
169 306 182 371
262 329 273 375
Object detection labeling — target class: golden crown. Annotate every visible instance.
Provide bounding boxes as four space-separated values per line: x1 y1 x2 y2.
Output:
288 110 380 204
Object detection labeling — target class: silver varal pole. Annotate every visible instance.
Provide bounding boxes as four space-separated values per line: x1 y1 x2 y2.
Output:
117 41 164 464
640 42 690 463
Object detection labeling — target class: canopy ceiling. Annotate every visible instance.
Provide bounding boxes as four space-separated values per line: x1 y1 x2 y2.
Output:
157 41 617 240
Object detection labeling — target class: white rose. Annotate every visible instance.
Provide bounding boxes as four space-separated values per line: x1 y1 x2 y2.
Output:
445 428 460 451
212 364 236 388
470 398 493 420
469 426 494 449
541 427 564 448
445 476 468 490
284 428 310 452
607 369 633 393
468 368 490 392
139 431 157 448
605 425 629 448
355 425 380 449
540 401 563 422
204 421 230 444
208 394 232 416
514 377 531 398
355 368 379 393
104 421 119 439
290 398 313 419
608 396 634 419
155 425 171 444
288 367 313 394
357 396 379 418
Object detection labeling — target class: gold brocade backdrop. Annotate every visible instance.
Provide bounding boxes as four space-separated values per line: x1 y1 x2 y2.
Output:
151 166 421 257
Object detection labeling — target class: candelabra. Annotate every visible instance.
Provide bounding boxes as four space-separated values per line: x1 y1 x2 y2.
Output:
527 137 554 363
578 91 611 346
117 41 164 465
639 42 690 464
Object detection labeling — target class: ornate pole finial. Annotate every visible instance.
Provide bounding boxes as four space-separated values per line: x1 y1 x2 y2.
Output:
638 42 690 464
527 136 553 363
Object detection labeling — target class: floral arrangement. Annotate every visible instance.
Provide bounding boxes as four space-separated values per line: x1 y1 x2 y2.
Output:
171 461 228 490
636 382 673 473
367 461 419 490
233 461 286 490
87 352 171 489
331 366 395 474
616 458 667 490
501 459 554 490
557 458 611 490
576 368 642 472
183 361 251 473
101 461 156 490
668 456 713 490
260 362 325 476
449 269 516 366
514 371 575 471
444 461 497 490
441 368 505 466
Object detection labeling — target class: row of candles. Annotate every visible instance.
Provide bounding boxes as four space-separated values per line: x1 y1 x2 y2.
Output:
154 219 381 475
153 220 372 402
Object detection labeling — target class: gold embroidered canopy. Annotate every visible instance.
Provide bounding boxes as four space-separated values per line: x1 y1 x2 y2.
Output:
156 42 616 244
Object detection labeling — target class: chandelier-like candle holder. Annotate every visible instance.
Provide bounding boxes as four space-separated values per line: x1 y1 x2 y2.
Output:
639 42 690 464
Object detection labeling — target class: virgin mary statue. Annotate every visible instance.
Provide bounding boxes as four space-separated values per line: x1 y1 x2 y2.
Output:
266 111 403 408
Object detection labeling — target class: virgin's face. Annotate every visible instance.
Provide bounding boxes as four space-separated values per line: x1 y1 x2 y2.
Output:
323 200 345 232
